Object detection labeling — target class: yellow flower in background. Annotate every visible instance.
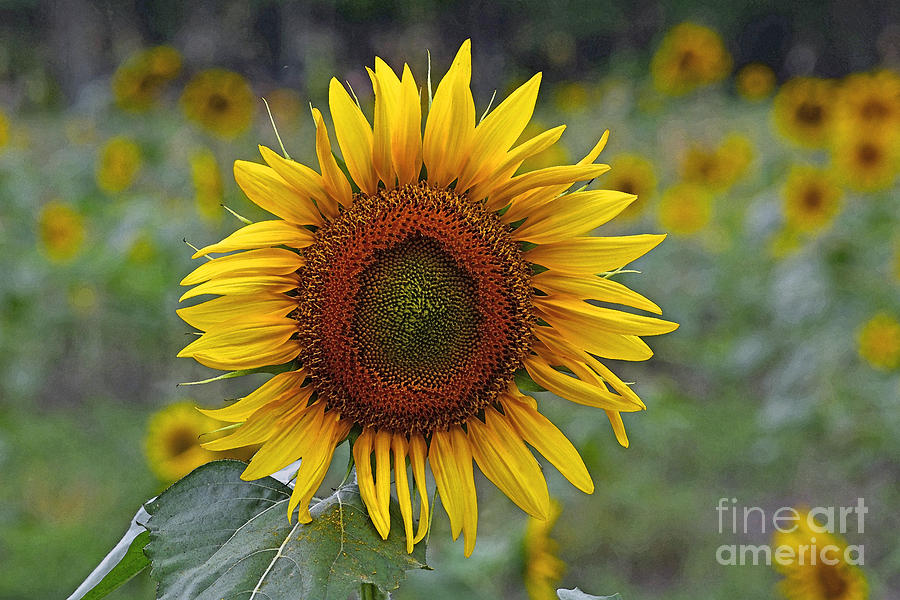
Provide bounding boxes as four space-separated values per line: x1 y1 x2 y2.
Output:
127 233 158 264
736 63 776 101
857 312 900 371
773 510 868 600
782 165 842 233
67 283 98 316
264 88 304 128
830 130 899 192
0 108 9 148
112 45 182 112
834 70 900 135
768 227 802 259
651 22 732 96
38 201 85 263
145 401 255 483
553 81 590 114
606 153 657 219
178 41 676 556
657 183 712 235
181 69 255 138
681 133 753 191
524 500 565 600
96 136 142 193
190 147 224 223
773 77 836 148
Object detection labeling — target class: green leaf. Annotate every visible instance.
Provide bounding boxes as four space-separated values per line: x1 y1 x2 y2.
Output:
145 460 427 600
557 588 623 600
515 368 547 393
67 507 151 600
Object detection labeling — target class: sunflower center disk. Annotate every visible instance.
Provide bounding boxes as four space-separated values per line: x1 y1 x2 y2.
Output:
297 182 533 435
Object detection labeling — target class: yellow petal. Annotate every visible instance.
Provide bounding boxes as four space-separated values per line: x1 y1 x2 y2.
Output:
486 163 611 212
234 160 324 226
450 426 478 557
456 72 542 192
373 430 393 540
606 411 629 448
535 322 653 362
467 409 550 519
499 393 594 493
258 146 333 216
534 295 678 337
523 353 641 412
524 234 667 275
512 190 637 244
354 428 391 538
329 78 377 195
532 271 662 314
423 40 475 187
409 434 430 544
198 369 309 422
393 65 423 186
369 59 402 187
311 108 351 213
287 412 350 522
177 294 297 332
392 434 415 553
179 273 299 302
241 401 323 480
429 428 462 539
181 248 303 286
192 220 315 258
202 398 295 451
468 125 566 202
177 319 299 371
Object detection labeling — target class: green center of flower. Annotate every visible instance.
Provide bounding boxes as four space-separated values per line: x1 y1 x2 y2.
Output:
353 235 480 388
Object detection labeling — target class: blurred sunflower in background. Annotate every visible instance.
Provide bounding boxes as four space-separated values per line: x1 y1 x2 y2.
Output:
37 200 85 263
0 108 9 148
651 22 732 96
178 40 677 556
773 511 868 600
736 63 776 101
830 130 900 192
181 68 254 139
657 183 712 236
857 312 900 371
834 70 900 135
523 499 565 600
781 165 842 234
112 45 182 112
680 133 753 192
773 77 836 148
606 153 657 219
95 136 142 193
144 401 254 483
190 147 224 223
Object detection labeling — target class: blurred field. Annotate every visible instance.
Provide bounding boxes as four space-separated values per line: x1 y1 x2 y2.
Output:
1 2 899 599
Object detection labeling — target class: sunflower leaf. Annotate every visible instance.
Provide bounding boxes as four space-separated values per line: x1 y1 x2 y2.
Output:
515 368 547 392
144 460 428 600
557 588 624 600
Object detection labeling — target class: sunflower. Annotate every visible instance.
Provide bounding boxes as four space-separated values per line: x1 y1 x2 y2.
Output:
190 147 224 223
782 165 842 233
145 401 255 483
112 45 182 112
96 136 142 193
552 81 590 114
736 63 776 101
650 22 731 96
657 183 712 236
0 108 9 149
834 70 900 135
524 499 565 600
830 130 900 192
857 312 900 371
181 69 254 139
606 153 657 219
773 77 836 148
773 511 868 600
680 134 753 192
178 41 677 556
38 200 85 263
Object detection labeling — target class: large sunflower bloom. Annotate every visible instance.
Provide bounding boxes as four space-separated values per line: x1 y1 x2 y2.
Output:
178 41 677 556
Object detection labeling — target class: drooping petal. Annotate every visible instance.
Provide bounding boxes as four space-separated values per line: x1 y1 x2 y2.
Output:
409 433 430 544
534 295 678 337
373 430 393 540
197 369 309 422
354 427 391 538
288 412 352 523
241 401 323 480
178 294 297 334
201 397 296 451
523 353 641 412
328 78 377 195
392 434 415 553
429 428 462 539
191 220 315 258
512 190 637 244
456 72 542 192
180 248 303 286
234 160 324 226
311 107 352 213
498 393 594 493
451 426 478 557
423 40 475 187
467 408 550 519
524 234 667 275
531 271 662 314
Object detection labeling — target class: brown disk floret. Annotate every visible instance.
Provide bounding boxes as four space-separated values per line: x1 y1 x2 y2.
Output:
296 182 533 434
